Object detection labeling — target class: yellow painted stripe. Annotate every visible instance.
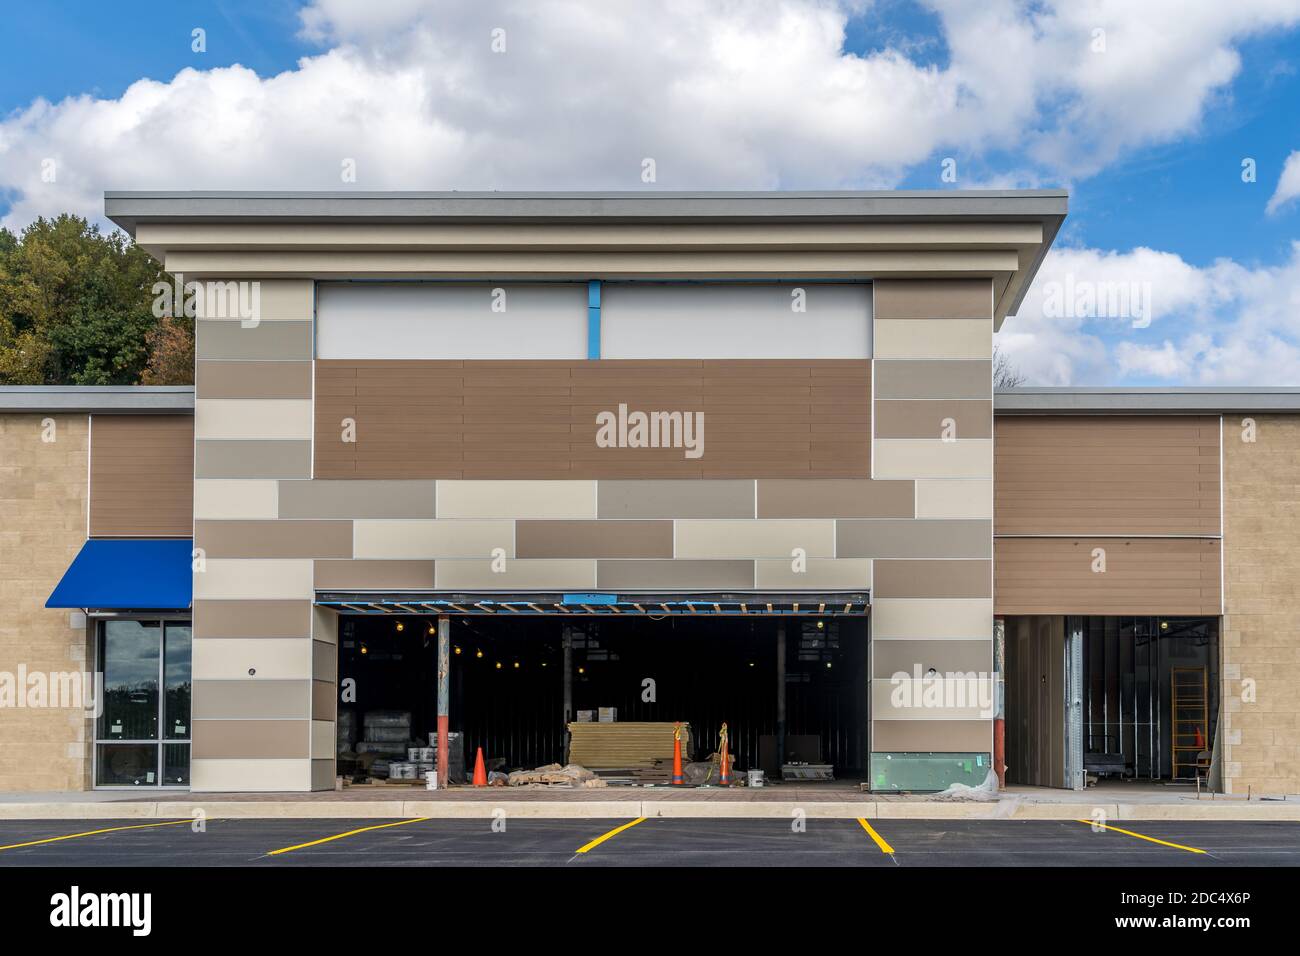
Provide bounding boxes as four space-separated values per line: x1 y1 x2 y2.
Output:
1075 819 1205 854
0 819 193 852
857 818 895 854
576 817 646 854
268 817 431 856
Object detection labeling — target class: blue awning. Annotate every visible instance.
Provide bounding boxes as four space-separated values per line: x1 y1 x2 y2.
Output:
47 539 193 610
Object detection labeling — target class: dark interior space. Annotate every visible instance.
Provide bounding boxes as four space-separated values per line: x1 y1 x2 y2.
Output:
336 613 868 778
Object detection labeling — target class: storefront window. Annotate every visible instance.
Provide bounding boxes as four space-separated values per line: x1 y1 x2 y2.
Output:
95 620 191 787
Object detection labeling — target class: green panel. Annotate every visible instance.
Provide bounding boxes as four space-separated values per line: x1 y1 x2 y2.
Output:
870 751 990 792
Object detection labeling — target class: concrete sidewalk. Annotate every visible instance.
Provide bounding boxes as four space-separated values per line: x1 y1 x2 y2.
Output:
0 782 1295 821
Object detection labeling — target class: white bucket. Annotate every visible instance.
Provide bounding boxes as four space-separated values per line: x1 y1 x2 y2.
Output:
424 770 438 791
747 769 765 788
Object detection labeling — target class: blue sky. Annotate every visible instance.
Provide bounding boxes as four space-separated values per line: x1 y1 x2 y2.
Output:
1 1 1299 386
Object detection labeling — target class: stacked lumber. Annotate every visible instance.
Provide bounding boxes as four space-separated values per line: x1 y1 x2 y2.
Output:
567 722 690 770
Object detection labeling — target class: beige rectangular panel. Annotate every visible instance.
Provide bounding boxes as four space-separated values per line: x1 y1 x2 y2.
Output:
314 559 436 589
190 758 312 792
311 720 334 760
516 520 674 558
435 559 596 590
89 415 193 536
754 558 871 590
871 599 993 639
440 480 596 518
196 319 312 360
994 416 1221 535
311 759 336 791
312 605 339 645
352 519 513 559
916 479 993 519
191 680 312 719
838 519 990 559
195 440 311 478
195 399 313 441
312 640 337 683
994 537 1221 615
189 279 312 321
312 679 336 721
874 400 992 439
874 319 992 359
873 361 991 400
249 279 314 320
874 279 992 320
871 719 991 752
192 719 310 759
873 560 992 598
194 479 279 519
195 520 352 559
675 519 834 558
596 559 755 590
756 479 913 518
193 559 315 600
194 599 311 639
192 637 312 680
196 360 313 399
872 640 993 679
597 480 754 518
278 479 437 518
874 440 993 479
871 678 997 719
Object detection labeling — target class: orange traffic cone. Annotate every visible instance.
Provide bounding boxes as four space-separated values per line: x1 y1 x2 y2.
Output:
1194 726 1205 749
672 722 684 785
472 746 488 787
718 722 731 786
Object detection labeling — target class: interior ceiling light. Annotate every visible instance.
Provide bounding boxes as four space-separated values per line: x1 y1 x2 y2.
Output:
395 621 404 632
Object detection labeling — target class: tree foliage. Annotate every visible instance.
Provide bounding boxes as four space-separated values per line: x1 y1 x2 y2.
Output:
0 215 192 385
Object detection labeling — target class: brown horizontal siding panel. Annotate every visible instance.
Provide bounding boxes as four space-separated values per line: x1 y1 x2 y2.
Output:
316 359 870 479
192 719 308 759
89 415 194 536
874 400 993 439
995 416 1221 535
515 520 674 558
757 479 914 518
873 278 993 320
193 599 311 639
314 559 436 590
994 537 1221 615
873 560 992 598
194 520 353 559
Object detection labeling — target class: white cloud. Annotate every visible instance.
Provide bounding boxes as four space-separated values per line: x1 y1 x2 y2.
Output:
1002 241 1300 385
2 0 1299 228
1267 149 1300 215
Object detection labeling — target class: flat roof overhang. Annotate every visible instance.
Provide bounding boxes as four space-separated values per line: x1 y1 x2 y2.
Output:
316 590 870 616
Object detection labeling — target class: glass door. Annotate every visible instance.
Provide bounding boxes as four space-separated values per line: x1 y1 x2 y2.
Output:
95 619 191 787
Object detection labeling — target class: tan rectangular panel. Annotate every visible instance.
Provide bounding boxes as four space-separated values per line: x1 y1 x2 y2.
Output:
994 537 1221 615
441 480 596 518
195 319 312 360
192 680 312 719
757 479 913 518
194 520 353 558
315 359 871 479
874 319 991 359
196 361 313 399
89 415 193 536
754 558 871 590
994 416 1221 535
675 519 834 558
838 519 991 558
874 361 992 400
516 520 674 558
873 560 992 598
312 679 336 721
870 598 993 639
871 719 991 752
194 599 312 639
195 440 311 478
598 480 754 518
314 559 436 589
874 400 992 439
874 278 992 320
434 559 595 589
596 559 755 590
192 719 309 759
279 479 437 518
872 640 993 679
190 759 310 792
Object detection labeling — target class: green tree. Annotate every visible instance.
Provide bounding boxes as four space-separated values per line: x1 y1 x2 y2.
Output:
0 215 175 385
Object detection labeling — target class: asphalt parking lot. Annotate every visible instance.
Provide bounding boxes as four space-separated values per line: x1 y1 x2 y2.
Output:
0 817 1296 867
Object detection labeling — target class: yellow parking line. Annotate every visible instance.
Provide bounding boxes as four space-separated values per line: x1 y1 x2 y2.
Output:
1074 819 1205 854
857 818 895 854
268 817 431 856
0 819 193 852
576 818 646 854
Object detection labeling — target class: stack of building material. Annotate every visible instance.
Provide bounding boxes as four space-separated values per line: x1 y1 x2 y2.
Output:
567 722 689 770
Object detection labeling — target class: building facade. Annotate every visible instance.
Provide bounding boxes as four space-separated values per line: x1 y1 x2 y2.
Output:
1 191 1296 795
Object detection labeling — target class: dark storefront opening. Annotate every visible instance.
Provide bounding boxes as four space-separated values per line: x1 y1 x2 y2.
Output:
1004 615 1219 788
336 613 868 782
